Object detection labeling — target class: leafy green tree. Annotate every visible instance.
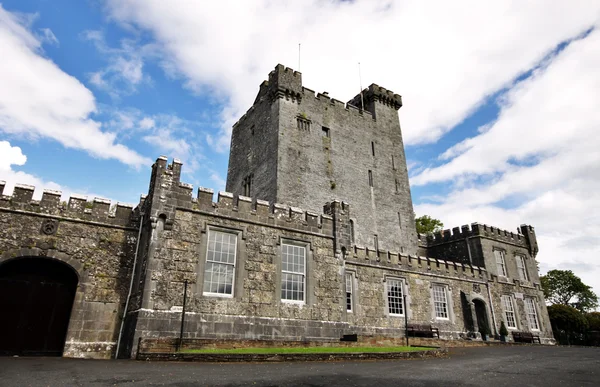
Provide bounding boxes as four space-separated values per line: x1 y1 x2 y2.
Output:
586 312 600 331
547 304 589 345
540 270 598 312
415 215 443 234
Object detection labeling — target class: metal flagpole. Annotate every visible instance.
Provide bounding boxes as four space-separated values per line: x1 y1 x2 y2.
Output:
299 43 301 71
358 62 364 110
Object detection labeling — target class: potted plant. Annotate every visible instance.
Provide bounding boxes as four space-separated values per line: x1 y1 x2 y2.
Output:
479 324 490 341
499 321 509 342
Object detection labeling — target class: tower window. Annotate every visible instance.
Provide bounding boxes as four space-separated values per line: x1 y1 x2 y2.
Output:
242 174 253 196
395 179 399 193
250 125 255 135
392 155 396 170
374 234 379 252
322 126 330 137
371 141 375 156
368 170 373 187
297 117 310 131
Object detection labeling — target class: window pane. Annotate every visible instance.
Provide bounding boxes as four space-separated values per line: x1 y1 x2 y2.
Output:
433 285 448 319
517 256 528 281
204 230 237 295
281 243 306 302
387 279 404 315
346 273 353 312
502 295 517 328
525 298 540 330
495 250 507 277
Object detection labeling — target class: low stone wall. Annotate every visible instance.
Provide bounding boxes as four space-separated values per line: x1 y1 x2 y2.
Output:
137 349 447 362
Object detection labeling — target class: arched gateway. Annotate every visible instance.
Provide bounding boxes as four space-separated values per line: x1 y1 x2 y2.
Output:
0 257 78 356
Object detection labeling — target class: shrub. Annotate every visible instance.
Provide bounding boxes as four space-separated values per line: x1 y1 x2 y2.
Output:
499 321 509 336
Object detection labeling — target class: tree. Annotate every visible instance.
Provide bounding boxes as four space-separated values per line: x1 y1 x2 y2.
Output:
415 215 443 234
547 304 589 345
540 270 598 312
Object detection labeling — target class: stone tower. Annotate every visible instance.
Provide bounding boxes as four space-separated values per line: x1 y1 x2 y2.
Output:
227 64 418 254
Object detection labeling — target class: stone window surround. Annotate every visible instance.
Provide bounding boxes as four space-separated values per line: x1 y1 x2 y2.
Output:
345 270 356 313
501 294 520 330
430 282 455 322
515 254 529 282
494 248 508 278
524 297 541 331
275 237 314 306
203 229 238 298
196 224 247 300
383 275 411 318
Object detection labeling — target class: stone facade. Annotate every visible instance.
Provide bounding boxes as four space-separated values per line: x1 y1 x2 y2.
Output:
0 182 140 359
226 65 418 255
0 64 554 360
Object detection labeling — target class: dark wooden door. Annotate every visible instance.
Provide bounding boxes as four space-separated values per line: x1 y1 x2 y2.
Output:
0 258 77 356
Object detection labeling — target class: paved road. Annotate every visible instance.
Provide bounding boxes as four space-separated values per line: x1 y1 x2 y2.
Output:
1 346 598 386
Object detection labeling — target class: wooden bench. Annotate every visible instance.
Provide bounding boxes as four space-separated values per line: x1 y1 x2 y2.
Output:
406 324 440 338
512 331 541 344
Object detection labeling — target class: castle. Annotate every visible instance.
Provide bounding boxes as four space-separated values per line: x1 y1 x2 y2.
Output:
0 64 553 359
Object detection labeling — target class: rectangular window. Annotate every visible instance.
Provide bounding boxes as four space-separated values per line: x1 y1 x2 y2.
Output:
346 273 353 312
203 230 237 296
502 295 517 328
297 117 310 131
371 141 375 156
322 126 330 137
281 243 306 303
242 174 253 197
516 255 528 281
495 250 507 277
524 298 540 330
387 278 404 316
395 179 399 193
374 234 379 252
250 125 255 135
368 170 373 187
392 155 396 170
432 285 449 319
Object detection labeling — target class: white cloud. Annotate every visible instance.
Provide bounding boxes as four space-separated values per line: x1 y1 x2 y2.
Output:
413 27 600 297
83 30 148 97
0 140 62 198
0 5 150 167
105 0 600 151
39 27 58 46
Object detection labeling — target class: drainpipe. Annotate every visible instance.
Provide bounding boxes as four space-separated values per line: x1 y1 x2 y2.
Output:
115 212 144 359
486 282 498 336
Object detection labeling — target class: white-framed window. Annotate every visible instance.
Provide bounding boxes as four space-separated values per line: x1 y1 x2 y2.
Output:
203 230 237 296
345 273 354 312
387 278 405 316
494 249 507 277
432 284 449 319
501 295 517 328
281 243 306 303
516 255 528 282
524 298 540 331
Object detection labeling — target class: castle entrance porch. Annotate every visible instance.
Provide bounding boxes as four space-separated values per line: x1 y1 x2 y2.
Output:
0 257 78 356
473 299 490 336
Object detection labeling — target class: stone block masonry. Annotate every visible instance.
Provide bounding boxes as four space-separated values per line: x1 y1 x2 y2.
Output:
0 64 555 360
0 183 141 359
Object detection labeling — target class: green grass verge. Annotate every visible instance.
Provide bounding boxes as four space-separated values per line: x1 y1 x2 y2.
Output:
180 346 432 354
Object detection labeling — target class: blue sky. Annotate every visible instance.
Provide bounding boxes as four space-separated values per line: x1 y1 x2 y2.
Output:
1 0 600 297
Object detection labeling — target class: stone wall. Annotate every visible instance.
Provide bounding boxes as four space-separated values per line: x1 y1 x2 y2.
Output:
225 64 419 255
0 182 140 359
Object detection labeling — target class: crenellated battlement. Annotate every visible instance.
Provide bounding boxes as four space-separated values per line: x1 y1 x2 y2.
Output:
0 182 141 227
346 244 487 280
419 222 532 248
148 157 334 236
348 83 403 111
302 87 375 119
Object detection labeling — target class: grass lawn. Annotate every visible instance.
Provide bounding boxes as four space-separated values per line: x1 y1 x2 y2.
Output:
181 346 432 354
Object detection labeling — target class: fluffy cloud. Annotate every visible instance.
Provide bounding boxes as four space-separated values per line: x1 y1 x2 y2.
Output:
0 6 150 167
83 30 148 97
413 27 600 297
0 141 62 198
105 0 600 151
